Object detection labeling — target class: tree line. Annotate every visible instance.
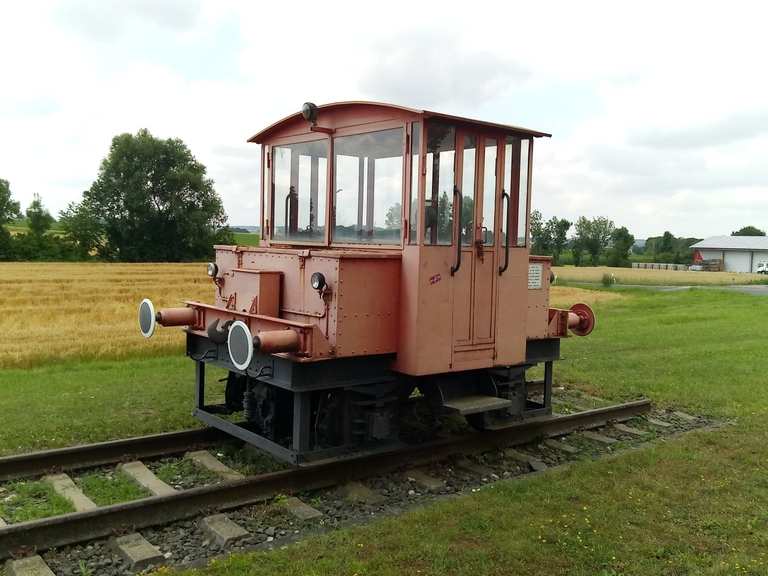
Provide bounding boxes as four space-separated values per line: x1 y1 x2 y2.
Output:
0 129 233 262
529 210 709 267
530 216 766 267
529 211 637 266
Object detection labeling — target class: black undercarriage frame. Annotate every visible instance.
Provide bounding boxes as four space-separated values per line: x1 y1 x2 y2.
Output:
188 333 560 466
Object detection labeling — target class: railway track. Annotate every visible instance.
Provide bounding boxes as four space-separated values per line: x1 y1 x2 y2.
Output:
0 399 652 564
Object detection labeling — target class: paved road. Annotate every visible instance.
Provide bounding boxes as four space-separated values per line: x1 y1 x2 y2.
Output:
564 282 768 296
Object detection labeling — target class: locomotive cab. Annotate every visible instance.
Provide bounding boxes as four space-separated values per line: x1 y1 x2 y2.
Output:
139 102 595 464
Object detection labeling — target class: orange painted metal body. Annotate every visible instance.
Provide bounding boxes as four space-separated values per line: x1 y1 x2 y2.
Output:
165 102 584 374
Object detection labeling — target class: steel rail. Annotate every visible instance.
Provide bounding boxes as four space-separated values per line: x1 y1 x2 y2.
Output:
0 428 228 483
0 399 650 559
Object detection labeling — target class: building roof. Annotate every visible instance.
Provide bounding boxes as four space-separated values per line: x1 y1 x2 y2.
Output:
248 101 551 143
691 235 768 251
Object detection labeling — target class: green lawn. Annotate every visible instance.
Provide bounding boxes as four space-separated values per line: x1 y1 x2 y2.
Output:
166 289 768 576
0 357 225 456
2 289 767 574
232 232 260 246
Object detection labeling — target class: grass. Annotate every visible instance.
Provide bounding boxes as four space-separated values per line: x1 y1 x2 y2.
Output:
76 470 150 506
6 221 65 237
153 458 220 489
231 232 261 247
0 262 213 368
1 262 766 573
0 481 74 523
0 356 226 456
554 265 767 286
164 288 768 576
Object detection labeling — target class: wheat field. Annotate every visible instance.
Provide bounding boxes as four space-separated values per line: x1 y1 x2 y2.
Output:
0 262 610 368
554 265 765 286
0 262 213 368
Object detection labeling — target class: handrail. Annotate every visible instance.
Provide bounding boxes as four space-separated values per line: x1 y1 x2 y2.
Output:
451 185 462 276
284 188 292 236
499 190 510 275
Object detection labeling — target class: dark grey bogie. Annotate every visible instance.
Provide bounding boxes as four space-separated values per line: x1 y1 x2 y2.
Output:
187 332 560 465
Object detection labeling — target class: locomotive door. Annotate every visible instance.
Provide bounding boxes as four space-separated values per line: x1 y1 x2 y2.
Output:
451 131 498 357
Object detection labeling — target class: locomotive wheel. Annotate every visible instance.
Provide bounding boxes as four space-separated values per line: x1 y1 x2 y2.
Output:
224 372 246 412
314 390 346 448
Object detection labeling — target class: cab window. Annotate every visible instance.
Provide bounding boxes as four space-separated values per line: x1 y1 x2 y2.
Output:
424 122 455 245
333 128 404 244
272 139 327 243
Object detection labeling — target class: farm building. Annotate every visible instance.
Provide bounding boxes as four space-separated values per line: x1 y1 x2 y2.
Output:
691 236 768 273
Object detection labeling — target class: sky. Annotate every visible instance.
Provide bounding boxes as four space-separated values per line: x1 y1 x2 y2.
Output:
1 0 767 239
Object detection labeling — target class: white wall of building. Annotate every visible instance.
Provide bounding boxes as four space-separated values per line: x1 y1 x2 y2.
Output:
698 249 768 273
724 251 751 273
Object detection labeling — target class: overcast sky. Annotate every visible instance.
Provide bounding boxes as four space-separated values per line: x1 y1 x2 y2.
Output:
1 1 766 238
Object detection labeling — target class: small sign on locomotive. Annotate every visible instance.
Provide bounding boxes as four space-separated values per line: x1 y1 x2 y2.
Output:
139 101 595 465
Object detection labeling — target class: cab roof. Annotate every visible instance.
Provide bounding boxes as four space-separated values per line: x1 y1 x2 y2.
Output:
248 101 551 144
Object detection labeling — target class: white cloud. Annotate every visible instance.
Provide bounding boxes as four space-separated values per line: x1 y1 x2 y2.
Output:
0 0 767 237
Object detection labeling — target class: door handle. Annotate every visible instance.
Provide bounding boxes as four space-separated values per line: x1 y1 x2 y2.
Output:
451 185 462 276
499 190 510 275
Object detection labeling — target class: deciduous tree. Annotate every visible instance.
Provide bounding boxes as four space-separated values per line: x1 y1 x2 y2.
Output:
80 129 232 261
607 226 635 267
545 216 571 265
732 225 765 236
576 216 614 265
0 179 21 226
26 194 54 238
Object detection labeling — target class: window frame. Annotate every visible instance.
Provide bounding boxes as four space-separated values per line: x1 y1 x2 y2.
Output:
268 132 332 247
513 137 532 248
407 120 423 245
329 120 407 249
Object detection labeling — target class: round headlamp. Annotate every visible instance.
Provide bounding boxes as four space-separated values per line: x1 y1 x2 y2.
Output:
206 262 219 278
310 272 326 291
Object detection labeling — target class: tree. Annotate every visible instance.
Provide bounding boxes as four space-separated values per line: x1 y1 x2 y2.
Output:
0 179 21 260
645 232 700 264
81 129 232 261
0 179 21 226
529 209 547 254
545 217 571 265
606 226 635 267
575 216 614 265
732 225 766 236
571 237 585 266
59 199 103 259
384 203 401 229
26 194 54 238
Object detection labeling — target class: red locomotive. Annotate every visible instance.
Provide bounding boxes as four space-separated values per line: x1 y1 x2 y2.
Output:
139 102 595 464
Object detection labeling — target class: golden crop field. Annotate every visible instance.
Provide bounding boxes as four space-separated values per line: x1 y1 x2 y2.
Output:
0 262 212 368
554 265 765 286
0 262 609 368
548 285 624 308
